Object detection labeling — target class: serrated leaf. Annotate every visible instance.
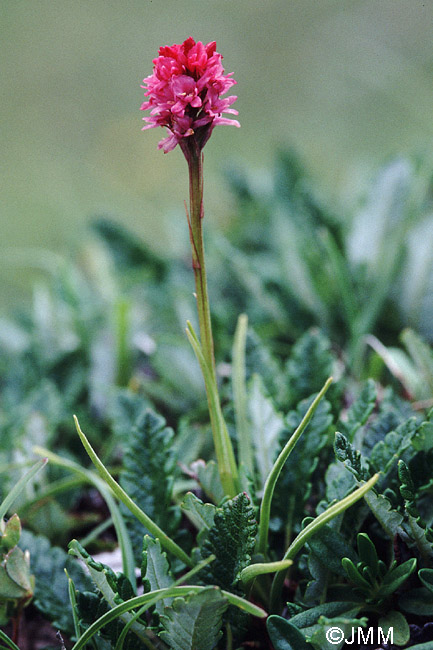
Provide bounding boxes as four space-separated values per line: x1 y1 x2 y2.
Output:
362 488 404 538
248 374 285 487
339 380 376 441
285 329 335 407
20 531 92 636
120 408 180 563
370 417 417 474
325 462 356 502
141 536 174 614
267 615 313 650
201 493 257 590
181 493 216 532
68 539 146 640
334 433 366 480
160 587 228 650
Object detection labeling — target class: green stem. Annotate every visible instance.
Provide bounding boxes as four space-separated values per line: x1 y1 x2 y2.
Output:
186 153 239 497
269 473 379 612
0 457 47 523
73 417 193 568
115 298 132 387
232 314 253 476
188 152 215 380
241 559 293 585
257 377 333 556
33 445 136 588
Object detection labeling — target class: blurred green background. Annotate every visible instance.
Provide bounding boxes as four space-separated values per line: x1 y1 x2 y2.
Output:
1 0 433 309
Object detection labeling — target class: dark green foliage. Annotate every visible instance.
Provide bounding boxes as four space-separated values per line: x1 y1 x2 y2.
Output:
160 587 228 650
271 395 333 532
341 533 417 604
19 530 93 636
120 408 180 563
141 536 173 614
285 330 335 408
334 433 367 480
338 379 377 441
200 493 257 591
267 615 314 650
2 151 433 649
306 525 358 578
369 416 417 473
91 217 168 278
75 590 143 650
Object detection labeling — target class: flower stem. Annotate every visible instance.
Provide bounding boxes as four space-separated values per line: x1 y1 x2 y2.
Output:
188 151 216 379
186 151 239 497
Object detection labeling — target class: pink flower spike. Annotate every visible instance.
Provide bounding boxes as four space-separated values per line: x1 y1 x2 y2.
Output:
140 38 239 157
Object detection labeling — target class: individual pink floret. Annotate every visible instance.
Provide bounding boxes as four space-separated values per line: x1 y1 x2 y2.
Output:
141 37 240 154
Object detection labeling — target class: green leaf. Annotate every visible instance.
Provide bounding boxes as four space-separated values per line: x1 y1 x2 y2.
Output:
285 329 335 407
334 433 366 480
380 558 417 596
244 328 284 411
120 408 180 563
160 587 228 650
191 460 225 505
0 458 47 522
288 602 362 633
68 539 148 642
272 394 333 530
378 610 410 646
370 416 417 474
20 531 92 636
180 493 216 532
399 587 433 616
362 489 404 538
5 547 31 592
141 536 173 614
357 533 378 579
0 565 28 600
0 515 21 553
341 558 371 592
419 568 433 593
201 493 257 590
398 460 433 560
267 616 313 650
311 614 367 650
307 524 358 577
339 379 376 441
248 374 285 487
401 328 433 398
